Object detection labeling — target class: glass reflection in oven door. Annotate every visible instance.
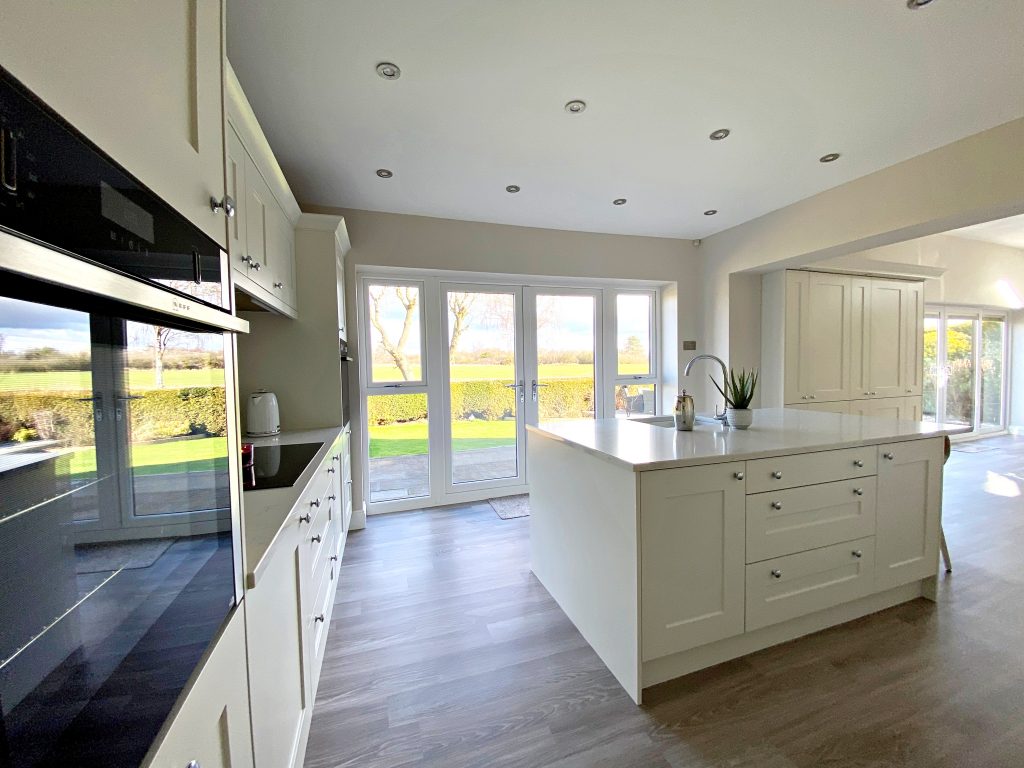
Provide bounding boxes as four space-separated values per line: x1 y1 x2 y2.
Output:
0 294 235 767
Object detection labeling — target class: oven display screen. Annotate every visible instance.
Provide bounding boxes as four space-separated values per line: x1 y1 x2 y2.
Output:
100 180 154 243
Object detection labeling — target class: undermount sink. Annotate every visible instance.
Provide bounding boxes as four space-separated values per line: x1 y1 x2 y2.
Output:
634 415 723 429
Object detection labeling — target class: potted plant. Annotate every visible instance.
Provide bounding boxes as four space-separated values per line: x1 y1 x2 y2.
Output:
711 367 759 430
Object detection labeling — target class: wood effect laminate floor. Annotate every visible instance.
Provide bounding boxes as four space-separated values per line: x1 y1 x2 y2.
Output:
305 437 1024 768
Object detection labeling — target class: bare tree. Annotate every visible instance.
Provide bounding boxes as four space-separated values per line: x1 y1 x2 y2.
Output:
368 286 418 380
447 292 477 356
0 332 6 356
152 326 183 388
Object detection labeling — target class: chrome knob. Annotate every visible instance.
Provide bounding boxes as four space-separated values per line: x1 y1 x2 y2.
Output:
809 395 817 399
853 459 864 468
251 261 262 271
772 471 783 480
863 391 870 396
210 195 235 217
311 499 321 508
771 501 783 510
771 569 782 579
852 549 863 558
801 395 808 400
883 452 894 460
853 488 864 496
330 555 339 562
187 762 201 768
333 455 340 462
239 254 252 265
328 467 336 474
314 614 325 623
274 281 284 289
328 494 337 501
298 513 311 523
312 534 322 543
734 471 745 480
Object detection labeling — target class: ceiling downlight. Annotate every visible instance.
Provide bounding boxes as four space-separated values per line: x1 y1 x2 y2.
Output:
564 100 587 114
376 62 401 80
376 168 394 178
709 128 731 141
613 198 627 206
906 0 936 8
704 209 718 216
506 185 521 193
819 153 841 163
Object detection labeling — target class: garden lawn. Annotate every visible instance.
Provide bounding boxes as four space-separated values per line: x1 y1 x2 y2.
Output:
369 419 515 458
0 369 222 392
68 436 227 479
371 362 648 382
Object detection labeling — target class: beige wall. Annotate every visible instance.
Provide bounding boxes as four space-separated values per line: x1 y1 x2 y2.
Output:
699 117 1024 407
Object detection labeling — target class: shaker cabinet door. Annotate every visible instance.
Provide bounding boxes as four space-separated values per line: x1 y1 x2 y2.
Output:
803 272 853 402
226 126 250 277
902 282 925 397
875 439 943 590
640 462 746 661
0 1 228 247
865 280 908 399
146 606 254 768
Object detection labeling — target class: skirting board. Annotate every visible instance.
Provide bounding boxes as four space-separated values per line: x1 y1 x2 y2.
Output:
642 580 926 692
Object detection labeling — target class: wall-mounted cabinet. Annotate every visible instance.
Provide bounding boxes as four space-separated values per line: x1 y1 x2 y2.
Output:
763 270 925 414
226 62 301 317
0 1 230 247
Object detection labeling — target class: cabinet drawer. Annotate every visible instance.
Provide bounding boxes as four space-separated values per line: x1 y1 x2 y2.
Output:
745 447 876 493
746 478 877 562
745 536 875 631
307 548 337 697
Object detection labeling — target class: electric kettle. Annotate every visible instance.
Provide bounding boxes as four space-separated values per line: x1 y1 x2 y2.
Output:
246 390 281 436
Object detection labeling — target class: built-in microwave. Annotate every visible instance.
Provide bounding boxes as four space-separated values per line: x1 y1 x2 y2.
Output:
0 67 246 767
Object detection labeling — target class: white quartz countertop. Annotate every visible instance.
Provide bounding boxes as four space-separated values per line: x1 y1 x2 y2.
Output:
527 408 968 472
242 426 343 587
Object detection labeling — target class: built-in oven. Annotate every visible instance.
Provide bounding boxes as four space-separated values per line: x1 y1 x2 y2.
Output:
0 67 246 768
340 336 352 429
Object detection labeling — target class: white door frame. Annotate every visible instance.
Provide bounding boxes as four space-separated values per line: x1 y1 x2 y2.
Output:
440 281 528 497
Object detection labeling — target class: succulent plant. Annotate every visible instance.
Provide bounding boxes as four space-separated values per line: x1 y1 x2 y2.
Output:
710 367 759 410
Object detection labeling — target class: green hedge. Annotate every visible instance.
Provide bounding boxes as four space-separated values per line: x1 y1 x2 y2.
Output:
368 378 594 425
0 387 227 445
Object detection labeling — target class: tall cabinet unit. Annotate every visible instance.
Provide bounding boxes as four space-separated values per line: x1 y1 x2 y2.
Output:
0 1 231 247
226 63 301 317
763 270 925 418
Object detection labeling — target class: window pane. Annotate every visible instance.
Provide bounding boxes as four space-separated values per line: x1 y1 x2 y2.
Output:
922 315 938 422
980 317 1005 429
944 317 975 427
367 393 429 501
614 383 656 418
447 291 519 485
367 284 423 383
536 295 596 421
617 294 651 376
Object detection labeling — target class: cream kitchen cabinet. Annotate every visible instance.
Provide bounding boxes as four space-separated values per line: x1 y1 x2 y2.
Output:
783 270 853 404
226 62 301 317
144 606 254 768
875 439 943 590
848 396 923 420
639 462 746 661
763 270 925 415
0 1 230 247
244 430 349 768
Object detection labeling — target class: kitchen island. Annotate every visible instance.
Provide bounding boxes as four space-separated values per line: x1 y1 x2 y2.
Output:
526 408 963 704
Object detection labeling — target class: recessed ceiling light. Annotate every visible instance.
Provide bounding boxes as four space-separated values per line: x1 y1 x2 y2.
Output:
376 62 401 80
506 185 521 193
565 100 587 114
376 168 393 178
709 128 731 141
819 153 841 163
906 0 935 8
613 198 627 206
704 209 718 216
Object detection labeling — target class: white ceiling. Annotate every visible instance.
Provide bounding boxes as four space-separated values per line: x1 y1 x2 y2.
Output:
227 0 1024 240
950 213 1024 250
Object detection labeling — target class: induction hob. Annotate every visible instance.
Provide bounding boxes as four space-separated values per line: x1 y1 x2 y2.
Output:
243 441 324 491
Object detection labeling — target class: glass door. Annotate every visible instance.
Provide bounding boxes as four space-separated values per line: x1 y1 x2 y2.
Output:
523 288 602 426
441 284 525 492
924 307 1008 435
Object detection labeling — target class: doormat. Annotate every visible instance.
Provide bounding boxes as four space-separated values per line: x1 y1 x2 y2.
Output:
489 494 530 520
75 537 176 574
951 444 998 453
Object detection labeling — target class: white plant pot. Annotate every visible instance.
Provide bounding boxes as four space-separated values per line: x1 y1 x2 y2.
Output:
726 408 753 430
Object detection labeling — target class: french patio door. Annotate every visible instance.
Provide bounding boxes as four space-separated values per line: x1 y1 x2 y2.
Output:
441 283 527 495
923 307 1008 435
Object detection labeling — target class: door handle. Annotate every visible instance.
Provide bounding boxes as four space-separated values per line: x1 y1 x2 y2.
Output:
505 380 525 403
531 379 549 402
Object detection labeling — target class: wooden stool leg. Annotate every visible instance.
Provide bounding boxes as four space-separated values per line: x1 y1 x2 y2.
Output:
940 527 952 574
